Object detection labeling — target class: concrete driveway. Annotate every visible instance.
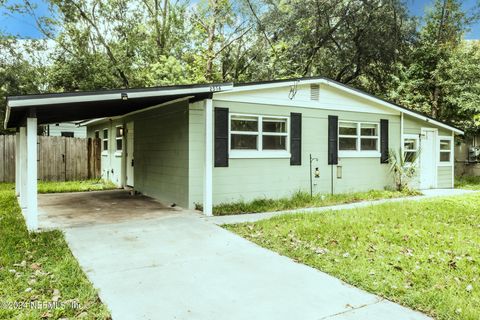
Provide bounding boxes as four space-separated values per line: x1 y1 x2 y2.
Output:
44 192 430 320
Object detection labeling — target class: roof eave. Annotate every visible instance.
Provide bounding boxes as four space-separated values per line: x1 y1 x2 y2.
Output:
8 83 234 108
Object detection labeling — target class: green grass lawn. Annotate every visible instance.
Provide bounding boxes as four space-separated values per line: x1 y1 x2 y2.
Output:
0 184 111 318
0 179 116 194
455 175 480 190
226 194 480 320
213 189 420 215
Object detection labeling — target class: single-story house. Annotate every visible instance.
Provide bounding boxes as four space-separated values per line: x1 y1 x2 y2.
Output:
4 77 463 231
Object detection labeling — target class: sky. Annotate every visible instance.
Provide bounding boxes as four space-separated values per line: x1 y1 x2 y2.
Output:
0 0 479 39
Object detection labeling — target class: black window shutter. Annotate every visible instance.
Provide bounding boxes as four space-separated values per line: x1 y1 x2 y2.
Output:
290 113 302 165
328 115 338 165
214 107 229 167
380 119 389 163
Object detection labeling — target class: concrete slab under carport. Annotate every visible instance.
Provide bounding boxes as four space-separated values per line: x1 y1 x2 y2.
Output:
38 189 185 229
57 210 431 320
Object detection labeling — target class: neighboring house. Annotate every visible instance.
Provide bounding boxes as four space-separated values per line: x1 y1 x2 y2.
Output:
42 121 87 138
4 77 463 230
454 134 480 176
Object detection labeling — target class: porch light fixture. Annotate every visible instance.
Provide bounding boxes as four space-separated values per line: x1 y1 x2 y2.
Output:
121 92 128 100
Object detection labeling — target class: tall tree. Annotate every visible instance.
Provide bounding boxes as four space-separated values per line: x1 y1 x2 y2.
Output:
388 0 480 126
242 0 416 92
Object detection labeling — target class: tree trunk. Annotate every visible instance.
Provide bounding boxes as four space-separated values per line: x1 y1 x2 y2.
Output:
205 0 218 81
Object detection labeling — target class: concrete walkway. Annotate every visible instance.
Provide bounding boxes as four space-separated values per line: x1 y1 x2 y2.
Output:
206 188 476 225
62 211 431 320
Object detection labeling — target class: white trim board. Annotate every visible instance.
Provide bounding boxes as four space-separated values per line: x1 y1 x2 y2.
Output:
8 85 233 108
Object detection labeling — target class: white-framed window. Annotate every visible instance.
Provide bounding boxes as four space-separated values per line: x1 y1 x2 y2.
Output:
115 125 123 153
403 134 419 163
438 136 453 165
229 113 290 158
102 128 109 152
338 121 380 157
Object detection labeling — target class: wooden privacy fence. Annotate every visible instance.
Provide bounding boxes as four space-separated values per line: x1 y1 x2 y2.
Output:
0 135 101 182
0 135 16 182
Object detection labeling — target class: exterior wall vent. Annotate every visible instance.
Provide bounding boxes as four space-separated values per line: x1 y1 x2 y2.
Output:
310 84 320 101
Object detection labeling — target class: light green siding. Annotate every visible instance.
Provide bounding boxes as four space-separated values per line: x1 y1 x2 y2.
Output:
188 101 206 208
130 101 189 207
437 166 453 188
210 101 400 204
87 100 191 208
403 114 454 189
403 115 450 136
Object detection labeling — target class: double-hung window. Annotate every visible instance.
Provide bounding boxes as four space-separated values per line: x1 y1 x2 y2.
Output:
102 129 109 153
338 121 380 157
229 114 289 158
403 134 419 163
438 137 453 165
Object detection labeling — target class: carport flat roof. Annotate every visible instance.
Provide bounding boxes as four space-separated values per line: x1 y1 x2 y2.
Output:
5 82 233 128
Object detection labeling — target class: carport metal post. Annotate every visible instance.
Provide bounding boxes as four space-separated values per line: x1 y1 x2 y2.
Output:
203 98 213 216
26 117 38 231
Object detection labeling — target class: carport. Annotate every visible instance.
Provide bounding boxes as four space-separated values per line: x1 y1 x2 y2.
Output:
4 83 233 231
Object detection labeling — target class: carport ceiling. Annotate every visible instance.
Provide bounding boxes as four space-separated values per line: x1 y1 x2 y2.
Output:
5 82 232 128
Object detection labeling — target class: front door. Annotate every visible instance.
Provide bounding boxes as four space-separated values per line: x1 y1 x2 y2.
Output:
126 122 134 187
420 129 436 189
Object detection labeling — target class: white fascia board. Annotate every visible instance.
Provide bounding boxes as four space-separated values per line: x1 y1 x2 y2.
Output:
216 78 463 135
8 83 234 108
8 93 122 107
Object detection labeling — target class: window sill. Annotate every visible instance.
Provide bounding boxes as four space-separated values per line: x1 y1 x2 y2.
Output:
101 151 109 156
338 151 381 158
230 150 291 159
115 151 123 157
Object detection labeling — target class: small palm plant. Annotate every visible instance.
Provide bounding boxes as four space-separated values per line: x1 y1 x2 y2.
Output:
388 148 419 191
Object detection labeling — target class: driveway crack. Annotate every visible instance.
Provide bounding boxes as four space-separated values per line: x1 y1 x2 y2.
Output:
318 298 384 319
